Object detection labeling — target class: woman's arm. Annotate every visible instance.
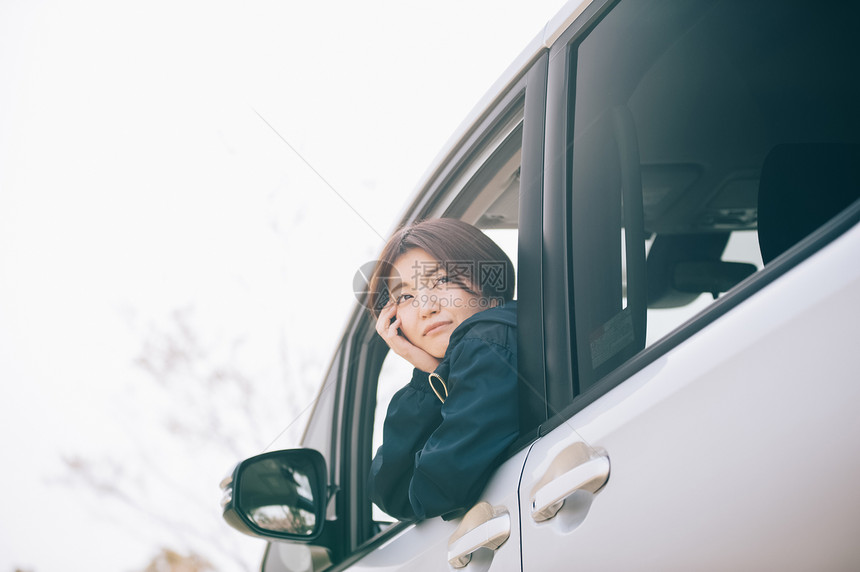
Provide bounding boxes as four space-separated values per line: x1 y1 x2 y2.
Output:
407 336 519 520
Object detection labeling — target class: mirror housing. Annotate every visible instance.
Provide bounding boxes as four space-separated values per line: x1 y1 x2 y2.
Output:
221 448 327 541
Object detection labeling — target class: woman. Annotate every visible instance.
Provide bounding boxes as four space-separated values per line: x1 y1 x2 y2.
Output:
367 218 518 521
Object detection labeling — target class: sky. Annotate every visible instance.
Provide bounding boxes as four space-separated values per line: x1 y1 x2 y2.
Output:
0 1 568 571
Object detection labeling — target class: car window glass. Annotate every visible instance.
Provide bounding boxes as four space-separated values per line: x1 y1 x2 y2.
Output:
567 0 859 394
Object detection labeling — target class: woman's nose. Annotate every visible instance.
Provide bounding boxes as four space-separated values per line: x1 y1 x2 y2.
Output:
418 294 439 316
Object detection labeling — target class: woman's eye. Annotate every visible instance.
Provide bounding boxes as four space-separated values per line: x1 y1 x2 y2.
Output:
395 294 413 304
433 276 450 288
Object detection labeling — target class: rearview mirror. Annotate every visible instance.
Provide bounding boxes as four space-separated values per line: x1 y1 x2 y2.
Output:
221 449 327 541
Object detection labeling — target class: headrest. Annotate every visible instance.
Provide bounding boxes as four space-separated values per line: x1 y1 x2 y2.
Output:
646 233 756 308
757 143 860 264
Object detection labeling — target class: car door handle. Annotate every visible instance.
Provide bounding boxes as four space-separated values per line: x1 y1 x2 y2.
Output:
447 502 511 568
531 456 610 522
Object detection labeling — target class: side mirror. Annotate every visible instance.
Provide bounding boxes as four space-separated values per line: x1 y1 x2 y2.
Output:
221 449 327 541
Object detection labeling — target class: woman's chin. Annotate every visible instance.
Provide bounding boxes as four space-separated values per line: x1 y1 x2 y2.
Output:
425 345 446 360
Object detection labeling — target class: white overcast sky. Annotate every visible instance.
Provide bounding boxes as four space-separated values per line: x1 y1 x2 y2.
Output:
0 1 566 571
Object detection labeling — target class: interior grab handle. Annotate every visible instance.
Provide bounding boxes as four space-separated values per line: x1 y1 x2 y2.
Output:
531 456 610 522
447 502 511 568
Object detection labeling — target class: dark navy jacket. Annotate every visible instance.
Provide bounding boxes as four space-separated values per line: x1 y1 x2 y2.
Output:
368 301 518 521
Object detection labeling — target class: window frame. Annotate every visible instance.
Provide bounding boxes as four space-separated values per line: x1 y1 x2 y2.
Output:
540 0 615 424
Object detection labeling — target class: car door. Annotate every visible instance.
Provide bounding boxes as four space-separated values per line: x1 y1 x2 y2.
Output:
519 0 860 569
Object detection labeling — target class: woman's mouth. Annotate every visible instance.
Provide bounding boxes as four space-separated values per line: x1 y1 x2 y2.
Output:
423 321 451 336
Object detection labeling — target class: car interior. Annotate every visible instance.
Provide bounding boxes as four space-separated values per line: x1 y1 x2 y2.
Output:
570 0 859 383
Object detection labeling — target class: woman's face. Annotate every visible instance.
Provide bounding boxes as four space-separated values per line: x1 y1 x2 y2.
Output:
388 248 487 359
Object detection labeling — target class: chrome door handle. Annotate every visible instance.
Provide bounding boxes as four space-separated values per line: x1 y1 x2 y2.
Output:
447 502 511 568
531 456 610 522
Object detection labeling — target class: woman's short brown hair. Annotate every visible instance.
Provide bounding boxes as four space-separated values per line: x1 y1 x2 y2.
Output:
367 218 515 317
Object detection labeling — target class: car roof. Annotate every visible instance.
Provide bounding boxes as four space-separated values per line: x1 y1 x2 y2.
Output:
392 0 594 231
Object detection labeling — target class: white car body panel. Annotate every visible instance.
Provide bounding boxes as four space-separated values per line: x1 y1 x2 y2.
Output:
519 224 860 570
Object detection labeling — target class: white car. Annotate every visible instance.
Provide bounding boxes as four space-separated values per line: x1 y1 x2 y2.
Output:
221 0 860 570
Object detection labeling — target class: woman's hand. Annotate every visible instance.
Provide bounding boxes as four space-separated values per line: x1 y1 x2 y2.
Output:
376 303 442 373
